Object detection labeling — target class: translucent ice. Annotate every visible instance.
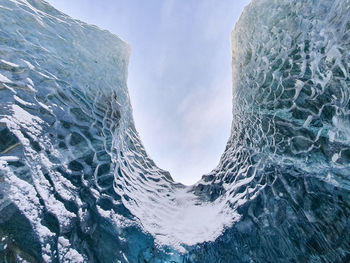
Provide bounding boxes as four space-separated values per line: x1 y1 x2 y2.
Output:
0 0 349 262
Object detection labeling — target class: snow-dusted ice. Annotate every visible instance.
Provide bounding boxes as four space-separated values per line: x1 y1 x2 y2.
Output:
0 0 350 262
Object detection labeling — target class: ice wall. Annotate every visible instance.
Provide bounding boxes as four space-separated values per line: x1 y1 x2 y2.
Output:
0 0 350 262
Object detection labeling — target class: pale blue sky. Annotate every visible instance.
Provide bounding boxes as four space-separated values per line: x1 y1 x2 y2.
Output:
47 0 250 185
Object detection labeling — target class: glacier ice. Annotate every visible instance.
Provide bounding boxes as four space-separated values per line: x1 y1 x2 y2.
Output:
0 0 350 262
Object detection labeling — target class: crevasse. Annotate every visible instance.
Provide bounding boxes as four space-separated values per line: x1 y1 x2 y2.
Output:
0 0 350 262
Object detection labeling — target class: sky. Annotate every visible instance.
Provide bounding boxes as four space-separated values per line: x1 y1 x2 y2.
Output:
47 0 251 185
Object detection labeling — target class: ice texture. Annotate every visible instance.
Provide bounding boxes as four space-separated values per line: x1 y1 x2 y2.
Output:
0 0 350 262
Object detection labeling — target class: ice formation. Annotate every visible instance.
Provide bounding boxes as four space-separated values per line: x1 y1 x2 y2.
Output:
0 0 350 262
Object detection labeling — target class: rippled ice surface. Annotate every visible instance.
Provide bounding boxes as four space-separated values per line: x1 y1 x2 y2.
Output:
0 0 350 262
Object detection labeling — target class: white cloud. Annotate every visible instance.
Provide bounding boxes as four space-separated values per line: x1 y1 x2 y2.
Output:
178 79 232 146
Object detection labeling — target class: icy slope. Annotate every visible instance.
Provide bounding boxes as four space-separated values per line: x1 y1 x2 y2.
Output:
0 0 233 261
0 0 350 262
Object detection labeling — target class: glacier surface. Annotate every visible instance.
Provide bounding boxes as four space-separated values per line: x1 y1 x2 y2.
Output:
0 0 350 262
